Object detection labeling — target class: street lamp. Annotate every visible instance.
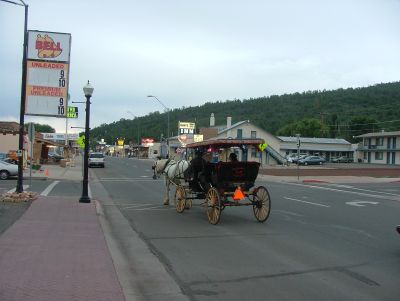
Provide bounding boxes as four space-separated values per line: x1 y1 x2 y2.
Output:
147 95 170 139
79 81 94 203
2 0 29 193
127 110 140 145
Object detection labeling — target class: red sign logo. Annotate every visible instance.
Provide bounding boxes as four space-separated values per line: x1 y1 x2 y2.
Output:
35 34 63 58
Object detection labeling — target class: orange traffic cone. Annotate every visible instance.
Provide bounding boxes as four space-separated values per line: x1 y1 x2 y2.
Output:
233 186 245 201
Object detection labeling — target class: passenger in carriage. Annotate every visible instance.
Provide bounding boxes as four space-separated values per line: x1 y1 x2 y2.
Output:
229 152 238 162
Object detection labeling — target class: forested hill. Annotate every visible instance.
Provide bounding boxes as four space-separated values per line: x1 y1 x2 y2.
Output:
91 81 400 145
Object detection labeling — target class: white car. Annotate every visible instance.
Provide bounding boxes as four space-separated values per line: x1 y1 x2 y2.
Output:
0 160 18 180
88 152 105 168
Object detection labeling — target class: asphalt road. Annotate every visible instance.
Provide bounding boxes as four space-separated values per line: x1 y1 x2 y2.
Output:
1 158 399 300
88 157 400 301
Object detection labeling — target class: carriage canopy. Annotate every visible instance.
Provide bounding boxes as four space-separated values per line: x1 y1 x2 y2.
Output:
186 138 265 149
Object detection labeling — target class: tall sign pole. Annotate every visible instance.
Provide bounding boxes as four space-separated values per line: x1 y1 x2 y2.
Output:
16 2 28 193
296 134 301 181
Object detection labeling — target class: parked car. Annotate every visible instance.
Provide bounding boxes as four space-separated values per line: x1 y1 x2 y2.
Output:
48 153 64 162
298 156 326 165
331 156 353 163
0 160 18 180
1 158 17 164
89 152 105 168
292 155 309 164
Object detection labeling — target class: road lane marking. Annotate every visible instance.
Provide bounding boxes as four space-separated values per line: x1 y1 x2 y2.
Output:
125 205 170 211
40 181 60 196
346 200 379 207
274 210 304 217
330 184 400 197
120 203 155 209
7 185 29 194
287 182 400 201
284 197 330 208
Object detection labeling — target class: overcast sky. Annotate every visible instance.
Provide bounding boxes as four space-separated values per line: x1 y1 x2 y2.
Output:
1 0 399 133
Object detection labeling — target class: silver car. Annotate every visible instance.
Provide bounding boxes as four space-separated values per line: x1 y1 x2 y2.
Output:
0 160 18 180
88 152 105 168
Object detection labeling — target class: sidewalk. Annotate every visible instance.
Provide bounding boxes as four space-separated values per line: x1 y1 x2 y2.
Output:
23 156 84 181
0 157 125 301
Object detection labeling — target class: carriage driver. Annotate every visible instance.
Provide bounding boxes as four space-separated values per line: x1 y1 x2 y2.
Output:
186 149 207 190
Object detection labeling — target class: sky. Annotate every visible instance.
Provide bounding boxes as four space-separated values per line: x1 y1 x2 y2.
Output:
1 0 400 133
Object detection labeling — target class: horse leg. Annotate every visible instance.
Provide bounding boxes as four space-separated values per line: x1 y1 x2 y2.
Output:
163 177 170 205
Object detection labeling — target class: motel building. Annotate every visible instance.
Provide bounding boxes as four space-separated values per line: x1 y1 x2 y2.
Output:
355 131 400 165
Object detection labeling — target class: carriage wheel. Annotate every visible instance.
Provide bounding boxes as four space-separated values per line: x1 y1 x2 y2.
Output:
174 186 186 213
252 186 271 223
206 187 221 225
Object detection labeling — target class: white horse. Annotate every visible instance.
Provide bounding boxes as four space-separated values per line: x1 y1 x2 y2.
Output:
152 159 190 205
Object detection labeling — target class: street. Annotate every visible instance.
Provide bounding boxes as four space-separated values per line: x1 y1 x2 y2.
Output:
1 157 399 301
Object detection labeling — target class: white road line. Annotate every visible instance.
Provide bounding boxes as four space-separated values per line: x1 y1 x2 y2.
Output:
284 196 330 208
40 181 60 196
99 178 161 182
7 185 29 194
329 184 400 197
120 203 155 209
287 182 400 201
125 205 170 211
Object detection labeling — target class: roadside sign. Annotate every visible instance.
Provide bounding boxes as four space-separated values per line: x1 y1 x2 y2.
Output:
258 143 268 151
28 123 35 142
77 135 85 149
67 106 78 118
25 30 71 118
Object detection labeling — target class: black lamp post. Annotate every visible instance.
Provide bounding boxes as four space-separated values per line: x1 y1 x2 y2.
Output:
1 0 29 193
79 81 94 203
147 95 170 139
147 95 170 157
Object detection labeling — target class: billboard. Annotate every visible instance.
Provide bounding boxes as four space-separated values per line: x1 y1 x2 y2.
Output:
42 133 79 141
25 31 71 117
178 121 195 146
141 138 154 147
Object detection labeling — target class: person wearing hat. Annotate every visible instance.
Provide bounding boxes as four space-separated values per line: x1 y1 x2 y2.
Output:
189 149 207 190
229 152 238 162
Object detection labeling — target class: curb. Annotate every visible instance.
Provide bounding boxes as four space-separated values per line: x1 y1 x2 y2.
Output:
302 179 329 183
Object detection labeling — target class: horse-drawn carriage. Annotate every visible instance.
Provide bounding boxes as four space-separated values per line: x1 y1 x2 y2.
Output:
152 138 271 225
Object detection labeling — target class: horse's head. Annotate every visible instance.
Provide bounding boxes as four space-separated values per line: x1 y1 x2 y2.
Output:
152 159 169 179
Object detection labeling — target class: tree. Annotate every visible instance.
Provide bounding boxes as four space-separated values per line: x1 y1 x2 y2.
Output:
25 122 55 133
347 116 379 142
277 118 330 137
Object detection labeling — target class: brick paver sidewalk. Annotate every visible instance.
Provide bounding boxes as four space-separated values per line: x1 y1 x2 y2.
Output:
0 196 125 301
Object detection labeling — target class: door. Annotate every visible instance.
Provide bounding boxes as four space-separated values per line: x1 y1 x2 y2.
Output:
367 152 371 163
392 152 396 164
386 152 390 164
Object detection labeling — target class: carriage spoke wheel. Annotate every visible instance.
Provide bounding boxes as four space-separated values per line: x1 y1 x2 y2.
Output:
174 186 186 213
252 186 271 223
206 187 221 225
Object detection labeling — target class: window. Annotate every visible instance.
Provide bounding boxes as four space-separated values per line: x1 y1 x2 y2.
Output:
363 139 368 146
237 129 243 138
251 147 259 158
363 152 367 160
375 152 383 160
376 137 384 146
251 131 256 138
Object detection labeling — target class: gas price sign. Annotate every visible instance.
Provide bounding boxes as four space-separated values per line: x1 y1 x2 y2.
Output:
25 30 71 117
